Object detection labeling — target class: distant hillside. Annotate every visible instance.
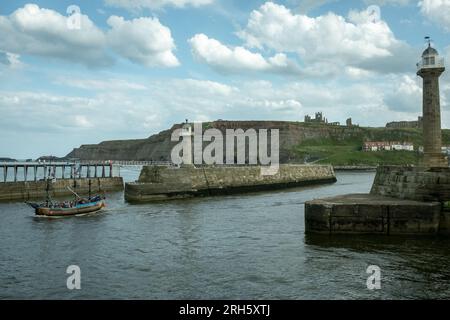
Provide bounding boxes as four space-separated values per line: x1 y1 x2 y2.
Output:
65 120 450 166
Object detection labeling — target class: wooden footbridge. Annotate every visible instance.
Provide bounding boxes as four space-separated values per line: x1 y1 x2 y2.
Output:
1 162 115 183
0 161 173 183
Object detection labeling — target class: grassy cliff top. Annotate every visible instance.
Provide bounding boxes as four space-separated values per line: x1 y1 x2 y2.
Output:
65 120 450 165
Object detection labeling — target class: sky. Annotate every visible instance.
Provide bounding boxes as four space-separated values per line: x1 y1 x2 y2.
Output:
1 0 450 159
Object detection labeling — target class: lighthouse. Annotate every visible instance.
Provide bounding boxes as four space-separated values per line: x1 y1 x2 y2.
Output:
180 120 193 165
417 39 447 167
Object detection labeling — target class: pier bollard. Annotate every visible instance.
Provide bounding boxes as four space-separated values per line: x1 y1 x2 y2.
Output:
14 165 17 182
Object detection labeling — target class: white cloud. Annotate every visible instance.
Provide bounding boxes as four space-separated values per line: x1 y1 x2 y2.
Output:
0 51 23 69
384 75 422 112
147 78 304 118
293 0 338 13
107 16 179 67
2 75 432 136
419 0 450 32
363 0 412 6
0 4 179 68
176 78 236 96
74 115 94 128
237 2 413 75
0 4 109 67
161 76 436 128
104 0 214 10
0 90 164 136
56 77 149 91
189 33 300 74
5 72 450 158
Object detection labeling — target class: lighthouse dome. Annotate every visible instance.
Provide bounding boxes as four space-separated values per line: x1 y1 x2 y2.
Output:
422 46 438 57
417 40 444 72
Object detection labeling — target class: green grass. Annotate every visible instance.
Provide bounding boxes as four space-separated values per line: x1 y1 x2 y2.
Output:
317 150 421 166
291 137 422 166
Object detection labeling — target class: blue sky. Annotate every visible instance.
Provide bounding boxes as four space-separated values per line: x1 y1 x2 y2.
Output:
1 0 450 159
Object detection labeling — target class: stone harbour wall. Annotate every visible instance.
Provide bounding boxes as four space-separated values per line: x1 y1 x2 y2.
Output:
306 165 450 235
305 194 442 235
370 166 450 202
125 164 336 203
0 177 124 202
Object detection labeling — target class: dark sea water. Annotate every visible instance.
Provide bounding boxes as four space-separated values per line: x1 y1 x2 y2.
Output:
1 170 450 299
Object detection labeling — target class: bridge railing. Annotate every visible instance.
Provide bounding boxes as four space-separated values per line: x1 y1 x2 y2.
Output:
0 162 118 183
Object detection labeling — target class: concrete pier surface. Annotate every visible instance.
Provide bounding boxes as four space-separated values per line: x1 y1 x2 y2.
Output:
0 177 124 202
125 164 336 203
305 193 442 235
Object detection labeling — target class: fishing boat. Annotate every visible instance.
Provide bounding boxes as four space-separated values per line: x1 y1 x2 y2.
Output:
26 177 106 217
28 195 105 217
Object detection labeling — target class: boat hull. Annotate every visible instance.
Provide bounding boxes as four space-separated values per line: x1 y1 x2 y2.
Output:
35 200 105 217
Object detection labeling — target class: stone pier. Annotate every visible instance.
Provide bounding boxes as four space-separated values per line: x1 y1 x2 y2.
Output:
0 177 124 202
305 166 450 235
125 164 336 203
305 193 441 235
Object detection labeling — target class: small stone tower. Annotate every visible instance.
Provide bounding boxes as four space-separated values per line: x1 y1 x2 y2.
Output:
417 40 447 167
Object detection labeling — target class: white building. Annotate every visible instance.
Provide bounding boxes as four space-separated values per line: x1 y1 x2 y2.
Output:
363 141 414 152
392 144 414 151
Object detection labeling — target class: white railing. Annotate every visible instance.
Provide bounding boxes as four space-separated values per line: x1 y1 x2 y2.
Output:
417 57 445 70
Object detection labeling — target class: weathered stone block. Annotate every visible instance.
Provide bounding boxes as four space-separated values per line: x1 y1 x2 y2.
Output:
305 194 441 235
370 166 450 202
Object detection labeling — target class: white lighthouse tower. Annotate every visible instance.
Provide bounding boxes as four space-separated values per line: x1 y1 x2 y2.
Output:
180 119 193 165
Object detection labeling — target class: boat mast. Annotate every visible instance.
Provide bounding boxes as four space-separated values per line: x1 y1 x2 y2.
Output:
45 168 52 206
73 178 77 203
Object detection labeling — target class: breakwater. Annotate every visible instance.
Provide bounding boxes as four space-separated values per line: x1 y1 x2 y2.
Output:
0 177 124 201
333 165 377 171
125 164 336 203
305 165 450 235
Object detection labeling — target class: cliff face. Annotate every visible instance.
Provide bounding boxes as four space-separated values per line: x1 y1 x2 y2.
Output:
65 120 449 163
66 128 176 161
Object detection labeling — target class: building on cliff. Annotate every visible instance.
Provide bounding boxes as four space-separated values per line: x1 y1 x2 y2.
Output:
363 141 414 152
304 112 342 126
304 112 327 124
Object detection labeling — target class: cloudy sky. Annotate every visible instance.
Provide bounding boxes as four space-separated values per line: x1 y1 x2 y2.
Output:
1 0 450 159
